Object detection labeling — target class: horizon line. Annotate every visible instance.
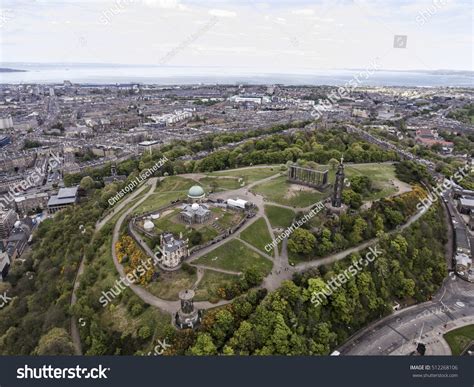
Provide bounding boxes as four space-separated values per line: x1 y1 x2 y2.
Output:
1 62 473 74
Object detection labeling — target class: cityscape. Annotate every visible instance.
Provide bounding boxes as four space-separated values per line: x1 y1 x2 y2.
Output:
0 0 473 386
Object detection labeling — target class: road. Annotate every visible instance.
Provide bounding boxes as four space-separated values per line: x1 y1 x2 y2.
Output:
110 176 237 314
339 275 474 355
337 126 474 355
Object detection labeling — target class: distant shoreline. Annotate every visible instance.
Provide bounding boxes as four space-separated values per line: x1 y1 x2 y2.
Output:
0 68 27 73
0 65 472 87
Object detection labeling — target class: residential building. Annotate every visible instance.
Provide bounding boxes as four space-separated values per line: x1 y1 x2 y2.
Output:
14 192 49 215
0 209 18 239
458 197 474 215
454 227 471 256
6 218 32 260
0 116 13 130
415 129 454 150
0 250 10 281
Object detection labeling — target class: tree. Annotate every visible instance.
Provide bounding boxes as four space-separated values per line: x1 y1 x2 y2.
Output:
350 176 372 195
329 158 339 170
189 230 203 246
316 227 334 256
189 333 217 355
243 267 263 287
34 328 75 355
342 189 362 209
210 309 235 345
79 176 95 191
348 217 367 245
138 326 152 340
288 228 316 255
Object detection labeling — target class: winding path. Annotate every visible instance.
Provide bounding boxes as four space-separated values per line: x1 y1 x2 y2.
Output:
105 167 430 318
110 177 236 314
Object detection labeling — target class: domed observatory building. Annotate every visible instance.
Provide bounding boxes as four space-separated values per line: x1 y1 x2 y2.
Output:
180 202 211 224
187 185 205 202
181 185 211 224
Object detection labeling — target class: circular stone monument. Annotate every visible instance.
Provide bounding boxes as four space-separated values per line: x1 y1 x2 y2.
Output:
175 289 201 329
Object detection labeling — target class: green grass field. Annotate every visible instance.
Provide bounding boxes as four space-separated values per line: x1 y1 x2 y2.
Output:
210 207 245 229
132 192 185 215
265 204 295 229
199 176 241 191
240 218 274 255
132 176 201 214
207 165 284 185
194 239 273 277
146 270 197 301
342 163 399 200
154 176 201 193
254 175 327 207
254 163 400 207
194 270 241 302
149 208 219 245
78 230 171 347
100 302 171 341
443 325 474 355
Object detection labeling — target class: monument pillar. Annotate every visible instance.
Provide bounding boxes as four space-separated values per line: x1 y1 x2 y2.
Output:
331 157 345 208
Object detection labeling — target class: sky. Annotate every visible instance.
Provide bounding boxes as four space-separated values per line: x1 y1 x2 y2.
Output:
0 0 472 72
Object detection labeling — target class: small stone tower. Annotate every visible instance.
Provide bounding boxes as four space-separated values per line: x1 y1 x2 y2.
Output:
175 289 201 329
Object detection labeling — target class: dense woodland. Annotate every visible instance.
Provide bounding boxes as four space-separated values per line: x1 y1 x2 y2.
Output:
169 203 447 355
64 125 399 188
0 126 448 355
289 185 426 260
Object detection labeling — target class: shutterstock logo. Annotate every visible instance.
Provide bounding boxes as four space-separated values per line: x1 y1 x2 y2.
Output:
17 365 110 380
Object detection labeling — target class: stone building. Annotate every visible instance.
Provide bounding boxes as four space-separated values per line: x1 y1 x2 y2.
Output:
180 203 211 224
0 209 18 239
175 289 201 329
158 232 189 269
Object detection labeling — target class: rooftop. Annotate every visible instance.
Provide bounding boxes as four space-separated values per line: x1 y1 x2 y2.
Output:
57 186 78 199
460 197 474 207
188 185 205 199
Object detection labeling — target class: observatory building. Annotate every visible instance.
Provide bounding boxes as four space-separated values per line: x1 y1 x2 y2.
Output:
187 185 205 201
180 202 211 224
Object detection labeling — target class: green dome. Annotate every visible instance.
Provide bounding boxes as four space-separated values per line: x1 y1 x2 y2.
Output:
188 185 205 199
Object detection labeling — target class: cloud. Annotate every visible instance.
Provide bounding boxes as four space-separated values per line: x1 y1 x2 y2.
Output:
310 16 335 23
292 9 314 16
208 9 237 18
142 0 188 11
